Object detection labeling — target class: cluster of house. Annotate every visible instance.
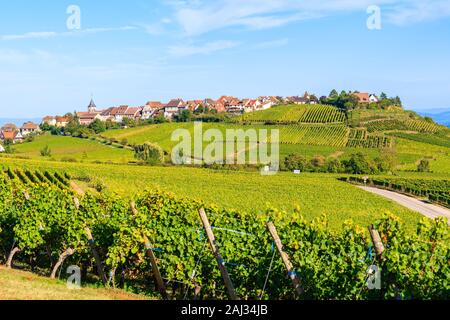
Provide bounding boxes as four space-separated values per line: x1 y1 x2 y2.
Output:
0 122 41 147
42 93 323 127
16 91 380 137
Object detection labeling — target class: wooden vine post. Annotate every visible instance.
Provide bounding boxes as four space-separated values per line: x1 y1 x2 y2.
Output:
266 222 304 297
143 235 169 300
73 197 108 285
130 202 168 300
369 225 385 260
198 208 238 300
85 226 108 285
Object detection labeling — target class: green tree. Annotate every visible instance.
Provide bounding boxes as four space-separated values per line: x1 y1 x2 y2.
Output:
134 142 165 165
176 110 192 122
40 122 51 131
3 139 14 154
329 89 339 98
122 117 137 128
88 119 106 134
326 158 342 173
154 114 167 124
417 159 430 172
344 153 372 174
65 115 81 136
40 145 52 157
284 154 308 172
375 147 398 173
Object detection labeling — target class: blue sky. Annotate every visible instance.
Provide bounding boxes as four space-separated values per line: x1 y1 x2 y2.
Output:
0 0 449 118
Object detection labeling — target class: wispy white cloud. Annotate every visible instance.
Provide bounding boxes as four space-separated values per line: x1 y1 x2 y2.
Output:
255 38 289 49
168 40 240 57
1 32 58 41
165 0 450 36
0 26 137 41
386 0 450 25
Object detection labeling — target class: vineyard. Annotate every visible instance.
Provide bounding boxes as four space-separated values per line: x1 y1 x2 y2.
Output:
1 167 71 189
299 105 346 123
0 169 449 300
101 122 387 151
363 119 442 134
404 120 442 133
343 176 450 208
346 129 392 148
240 104 346 124
348 109 412 128
276 125 348 147
388 132 450 149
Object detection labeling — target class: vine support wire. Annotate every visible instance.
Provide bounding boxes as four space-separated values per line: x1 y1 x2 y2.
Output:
260 243 277 300
183 238 208 300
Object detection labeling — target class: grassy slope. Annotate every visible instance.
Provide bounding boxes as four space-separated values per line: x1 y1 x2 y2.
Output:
0 266 147 300
395 138 450 173
0 157 425 232
10 134 134 163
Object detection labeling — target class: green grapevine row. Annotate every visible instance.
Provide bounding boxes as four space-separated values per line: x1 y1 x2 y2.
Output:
0 173 448 300
346 129 392 148
1 168 70 189
404 120 441 133
299 105 346 123
364 119 442 134
240 105 345 124
276 125 348 147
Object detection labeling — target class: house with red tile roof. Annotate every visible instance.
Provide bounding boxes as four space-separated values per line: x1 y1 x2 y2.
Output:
1 123 17 132
20 121 41 136
102 105 128 122
142 102 163 119
203 99 226 113
186 100 203 112
77 112 101 126
42 116 57 126
123 107 143 120
55 117 69 128
353 92 370 104
0 130 23 143
243 99 260 113
164 99 186 118
146 101 164 108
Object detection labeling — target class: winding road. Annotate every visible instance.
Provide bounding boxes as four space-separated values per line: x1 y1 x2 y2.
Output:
359 186 450 224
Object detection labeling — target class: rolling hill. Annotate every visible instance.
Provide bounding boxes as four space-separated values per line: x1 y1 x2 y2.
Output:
4 134 134 164
97 104 449 172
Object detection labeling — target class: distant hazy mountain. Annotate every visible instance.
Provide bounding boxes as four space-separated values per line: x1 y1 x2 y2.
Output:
417 109 450 127
0 118 41 127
